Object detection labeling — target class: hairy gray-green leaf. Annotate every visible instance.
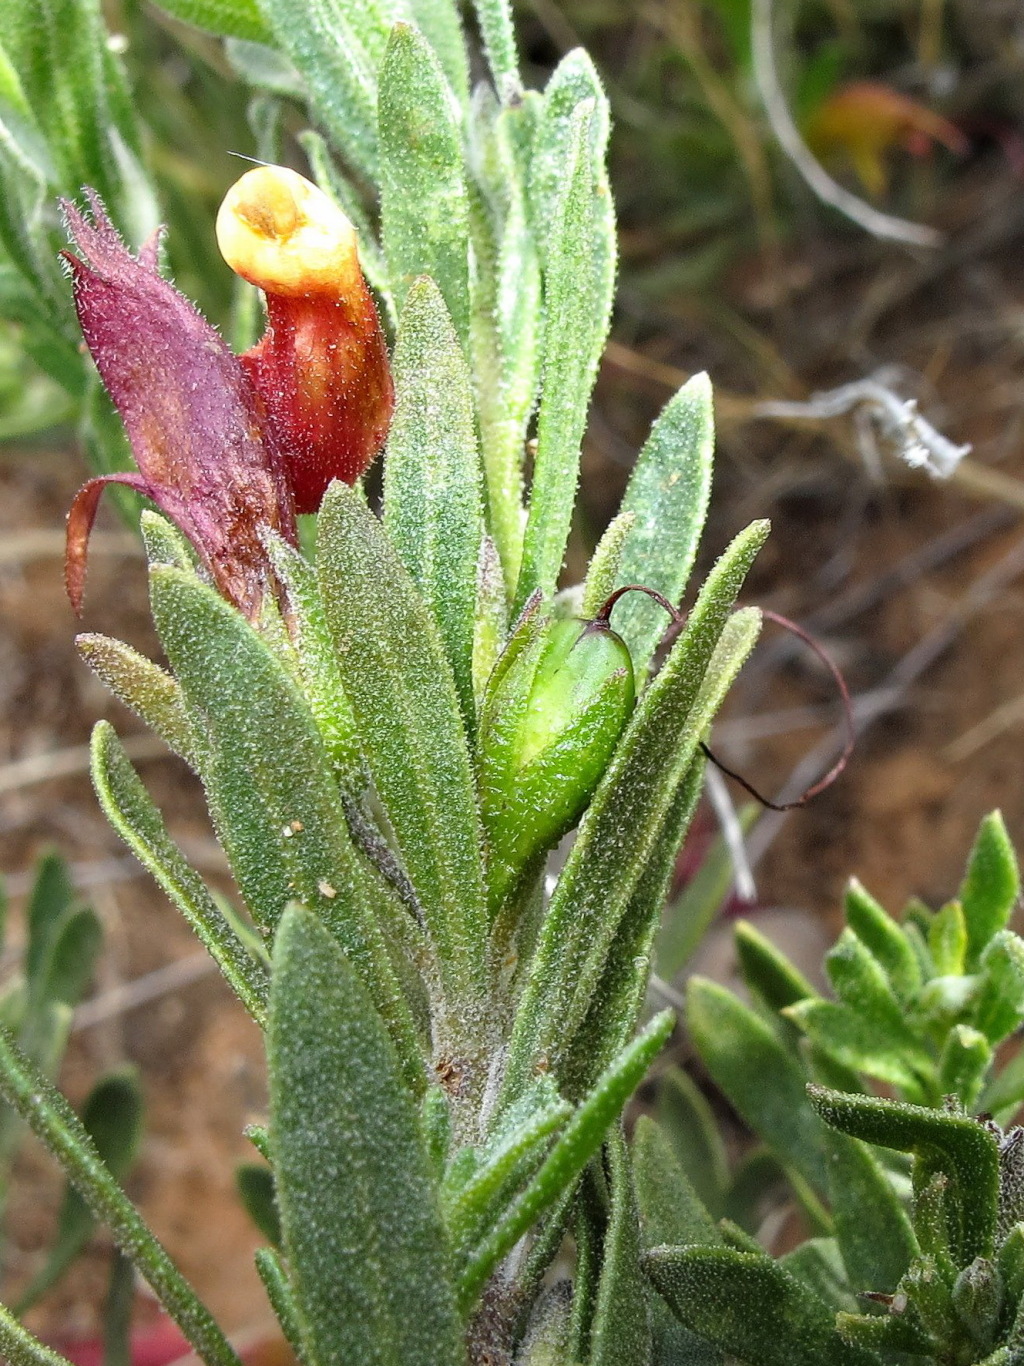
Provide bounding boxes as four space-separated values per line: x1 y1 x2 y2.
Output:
609 375 715 675
148 569 423 1083
808 1085 999 1266
582 512 636 620
655 1069 730 1220
843 879 922 1004
645 1245 878 1366
256 0 379 181
561 758 704 1099
688 976 827 1194
406 0 469 101
77 634 197 766
961 811 1019 970
317 484 489 1025
384 277 484 733
269 905 462 1366
471 0 518 93
501 522 767 1102
588 1130 652 1366
90 722 269 1027
379 23 470 341
515 97 613 611
460 1011 674 1310
824 1130 918 1296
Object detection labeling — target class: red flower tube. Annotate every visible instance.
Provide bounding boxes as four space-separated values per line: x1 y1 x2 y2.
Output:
216 166 394 512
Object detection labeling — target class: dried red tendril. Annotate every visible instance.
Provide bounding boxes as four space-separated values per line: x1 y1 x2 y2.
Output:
598 587 854 812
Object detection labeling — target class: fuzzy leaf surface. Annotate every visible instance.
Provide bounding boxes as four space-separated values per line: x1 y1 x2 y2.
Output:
589 1130 652 1366
608 374 714 674
379 23 470 341
961 811 1020 969
90 722 268 1026
317 484 488 1009
645 1245 880 1366
268 905 462 1366
384 277 484 733
688 976 827 1194
515 96 613 611
148 569 422 1080
808 1085 999 1265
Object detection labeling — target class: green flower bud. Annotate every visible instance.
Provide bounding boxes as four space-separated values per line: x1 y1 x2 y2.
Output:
477 611 636 913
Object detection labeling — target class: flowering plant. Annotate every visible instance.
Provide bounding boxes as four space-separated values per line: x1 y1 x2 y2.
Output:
2 3 1023 1366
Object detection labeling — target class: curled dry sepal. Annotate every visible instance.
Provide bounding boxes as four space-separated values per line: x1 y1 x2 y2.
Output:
63 169 393 620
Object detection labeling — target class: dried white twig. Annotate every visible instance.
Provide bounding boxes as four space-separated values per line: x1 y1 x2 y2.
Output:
750 0 943 248
704 765 757 904
755 374 971 479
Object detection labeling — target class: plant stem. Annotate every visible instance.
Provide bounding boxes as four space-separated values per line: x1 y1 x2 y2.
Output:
0 1301 74 1366
0 1027 242 1366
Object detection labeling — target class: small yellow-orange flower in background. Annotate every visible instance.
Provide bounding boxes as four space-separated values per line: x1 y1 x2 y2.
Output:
217 166 394 513
806 81 968 198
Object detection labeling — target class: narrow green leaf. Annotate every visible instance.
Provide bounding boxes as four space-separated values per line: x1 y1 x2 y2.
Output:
655 1069 730 1219
582 512 637 620
645 1245 879 1366
269 905 462 1366
77 634 197 767
844 879 921 1004
90 722 269 1028
384 276 484 733
808 1085 1000 1265
102 1250 134 1366
787 998 932 1097
688 976 827 1193
735 918 816 1011
379 23 470 340
444 1079 570 1255
140 510 195 574
609 375 715 674
974 931 1024 1044
0 1027 241 1366
256 0 379 182
961 812 1020 969
501 523 767 1100
236 1163 281 1247
633 1115 721 1250
150 568 426 1085
824 1129 918 1295
471 536 507 708
939 1024 991 1109
561 758 704 1099
152 0 272 41
471 0 518 93
254 1248 307 1363
15 1069 143 1314
25 851 73 987
515 98 613 611
317 484 489 1019
460 1011 674 1310
589 1130 652 1366
41 907 100 1008
406 0 469 101
930 901 968 976
261 533 364 790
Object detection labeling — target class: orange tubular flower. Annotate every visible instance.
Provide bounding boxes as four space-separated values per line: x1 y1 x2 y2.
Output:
216 166 394 513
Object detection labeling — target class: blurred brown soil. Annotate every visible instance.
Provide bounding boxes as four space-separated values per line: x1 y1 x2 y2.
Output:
2 152 1024 1350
